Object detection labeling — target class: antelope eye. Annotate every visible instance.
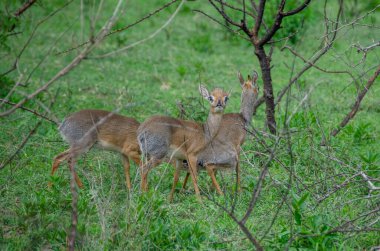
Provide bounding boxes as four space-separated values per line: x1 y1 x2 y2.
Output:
224 96 229 102
208 96 214 102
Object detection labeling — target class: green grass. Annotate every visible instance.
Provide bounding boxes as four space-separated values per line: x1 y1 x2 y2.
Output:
1 0 379 250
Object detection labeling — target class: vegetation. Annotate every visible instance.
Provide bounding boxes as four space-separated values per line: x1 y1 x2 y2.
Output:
0 0 379 249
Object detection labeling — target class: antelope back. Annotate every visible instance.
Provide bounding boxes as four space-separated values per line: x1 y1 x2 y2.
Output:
60 109 140 151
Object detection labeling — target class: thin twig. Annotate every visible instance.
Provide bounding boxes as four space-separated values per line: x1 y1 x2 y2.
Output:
68 158 78 251
0 98 58 125
90 0 185 59
1 1 74 77
240 137 280 224
354 41 380 53
66 1 124 249
0 90 59 170
0 0 123 117
56 0 179 55
193 10 250 41
281 45 358 86
0 120 42 170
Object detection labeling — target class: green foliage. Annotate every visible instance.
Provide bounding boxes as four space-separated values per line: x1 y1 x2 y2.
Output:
0 6 19 51
176 65 187 78
0 75 15 97
268 192 339 250
343 122 376 145
0 18 18 51
288 111 317 129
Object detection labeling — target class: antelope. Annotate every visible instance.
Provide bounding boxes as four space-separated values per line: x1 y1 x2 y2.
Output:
169 70 259 200
137 85 230 200
50 109 141 189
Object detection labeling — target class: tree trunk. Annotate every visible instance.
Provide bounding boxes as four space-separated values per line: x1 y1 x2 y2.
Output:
255 46 277 134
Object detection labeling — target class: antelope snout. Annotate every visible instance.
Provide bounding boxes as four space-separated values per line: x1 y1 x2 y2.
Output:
214 105 224 113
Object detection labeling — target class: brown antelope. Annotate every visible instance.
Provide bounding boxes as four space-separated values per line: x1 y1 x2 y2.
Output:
50 109 141 189
137 85 230 200
169 71 259 200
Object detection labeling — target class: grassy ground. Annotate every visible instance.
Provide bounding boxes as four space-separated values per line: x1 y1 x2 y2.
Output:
1 0 379 250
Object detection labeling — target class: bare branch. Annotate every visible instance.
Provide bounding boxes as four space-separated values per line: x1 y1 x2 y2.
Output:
208 0 252 36
91 0 185 59
321 4 380 40
193 10 250 41
354 41 380 53
0 91 58 170
275 0 343 108
331 65 380 137
204 189 264 250
281 45 358 85
68 158 78 251
240 138 279 224
258 0 311 45
0 98 58 125
257 0 285 45
360 171 380 192
14 0 37 17
316 173 361 204
0 120 42 170
253 0 266 37
281 0 311 17
56 0 180 55
213 0 255 20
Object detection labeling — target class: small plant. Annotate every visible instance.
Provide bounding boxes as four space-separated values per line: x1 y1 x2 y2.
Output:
268 192 339 250
343 122 375 145
188 34 214 53
176 65 187 78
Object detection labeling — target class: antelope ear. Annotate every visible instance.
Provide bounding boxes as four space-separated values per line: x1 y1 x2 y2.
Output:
237 71 244 87
199 84 210 100
252 70 258 83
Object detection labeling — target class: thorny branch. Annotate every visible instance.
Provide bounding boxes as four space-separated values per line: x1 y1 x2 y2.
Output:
275 0 343 107
354 41 380 53
330 64 380 137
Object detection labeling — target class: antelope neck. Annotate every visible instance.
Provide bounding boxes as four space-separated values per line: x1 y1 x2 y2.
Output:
240 91 255 126
204 111 223 141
